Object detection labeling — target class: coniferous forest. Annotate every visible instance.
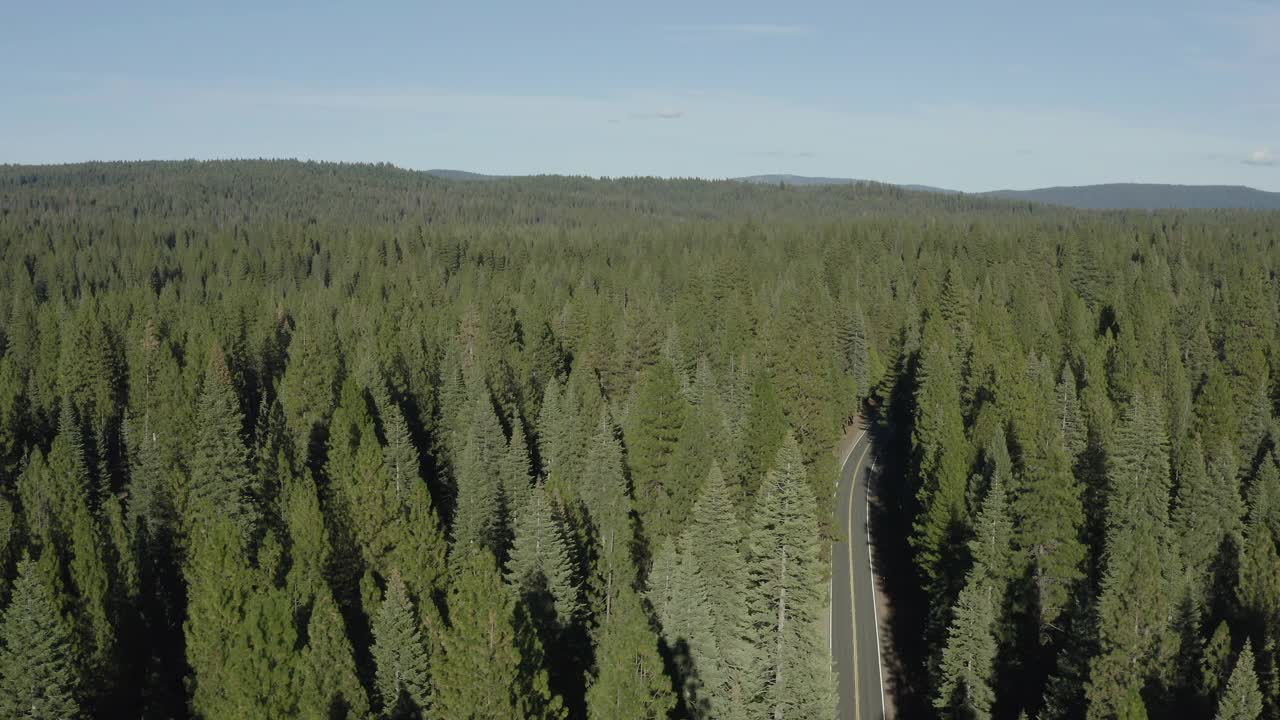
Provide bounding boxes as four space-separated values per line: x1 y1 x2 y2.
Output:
0 160 1278 719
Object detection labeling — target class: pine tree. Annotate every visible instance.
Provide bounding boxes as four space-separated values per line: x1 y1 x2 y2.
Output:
746 434 835 719
669 530 724 718
385 481 449 609
1012 398 1086 635
277 310 341 470
222 579 302 717
1171 436 1243 611
689 357 730 473
451 385 506 553
0 355 26 481
736 370 786 509
326 377 375 494
1236 510 1280 643
298 588 371 720
627 359 688 541
435 549 563 719
0 498 13 602
684 463 753 719
506 483 582 630
666 411 713 534
934 472 1012 719
0 555 81 720
501 416 535 521
19 407 89 549
1087 393 1180 719
1055 365 1086 461
840 304 872 401
912 316 972 588
282 470 331 602
18 414 117 705
67 500 114 688
537 378 570 480
1201 622 1234 701
767 283 841 465
580 416 635 617
371 570 432 719
1038 587 1099 720
348 424 398 563
188 344 257 536
379 396 421 513
647 535 678 635
184 512 253 720
126 403 175 553
1215 641 1263 720
587 583 676 720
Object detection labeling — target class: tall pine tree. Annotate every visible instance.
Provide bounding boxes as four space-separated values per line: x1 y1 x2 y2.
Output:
1087 393 1179 719
934 470 1013 719
371 569 432 719
435 549 563 719
587 583 675 720
0 555 81 720
745 435 835 719
1215 641 1262 720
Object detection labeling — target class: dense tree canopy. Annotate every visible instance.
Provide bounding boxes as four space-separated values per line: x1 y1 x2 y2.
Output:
0 160 1278 718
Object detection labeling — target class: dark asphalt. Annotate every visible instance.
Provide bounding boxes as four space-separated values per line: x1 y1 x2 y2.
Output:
832 429 884 720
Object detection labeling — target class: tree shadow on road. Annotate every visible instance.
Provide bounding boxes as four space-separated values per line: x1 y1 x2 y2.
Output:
863 363 932 718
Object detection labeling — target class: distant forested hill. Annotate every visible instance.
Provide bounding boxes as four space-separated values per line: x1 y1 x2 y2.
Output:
731 173 1280 209
735 173 867 186
984 182 1280 210
0 159 1278 720
425 168 506 181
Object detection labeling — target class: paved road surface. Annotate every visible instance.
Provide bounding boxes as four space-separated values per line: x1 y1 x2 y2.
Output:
832 428 885 719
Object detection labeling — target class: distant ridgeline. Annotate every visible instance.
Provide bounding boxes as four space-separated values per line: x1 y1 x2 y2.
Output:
734 172 1280 210
0 159 1277 720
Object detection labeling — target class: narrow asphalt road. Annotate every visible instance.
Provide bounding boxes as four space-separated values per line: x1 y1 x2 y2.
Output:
832 428 885 720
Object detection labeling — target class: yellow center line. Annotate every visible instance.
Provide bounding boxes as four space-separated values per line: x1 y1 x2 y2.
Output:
849 439 872 720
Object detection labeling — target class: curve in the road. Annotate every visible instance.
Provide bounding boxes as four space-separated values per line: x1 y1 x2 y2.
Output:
832 427 886 719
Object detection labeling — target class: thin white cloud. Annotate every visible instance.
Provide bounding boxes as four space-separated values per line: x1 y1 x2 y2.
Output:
628 109 685 120
666 23 815 40
1245 148 1278 166
719 24 814 38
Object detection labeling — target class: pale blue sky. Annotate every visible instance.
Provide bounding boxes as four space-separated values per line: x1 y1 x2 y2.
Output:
3 0 1278 190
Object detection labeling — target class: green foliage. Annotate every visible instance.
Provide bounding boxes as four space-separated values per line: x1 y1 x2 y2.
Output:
579 416 635 617
587 583 675 720
500 416 535 520
1172 436 1244 612
1012 392 1086 635
745 435 835 719
299 589 371 720
435 549 563 719
934 471 1013 719
187 345 258 536
0 555 81 720
1 160 1278 718
683 464 753 719
506 483 582 630
1087 393 1179 719
627 359 689 541
371 570 432 719
1202 622 1234 701
182 513 253 719
1214 641 1263 720
912 316 973 588
736 369 786 509
451 386 507 553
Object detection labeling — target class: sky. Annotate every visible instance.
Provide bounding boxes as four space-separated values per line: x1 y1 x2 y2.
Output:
2 0 1278 191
